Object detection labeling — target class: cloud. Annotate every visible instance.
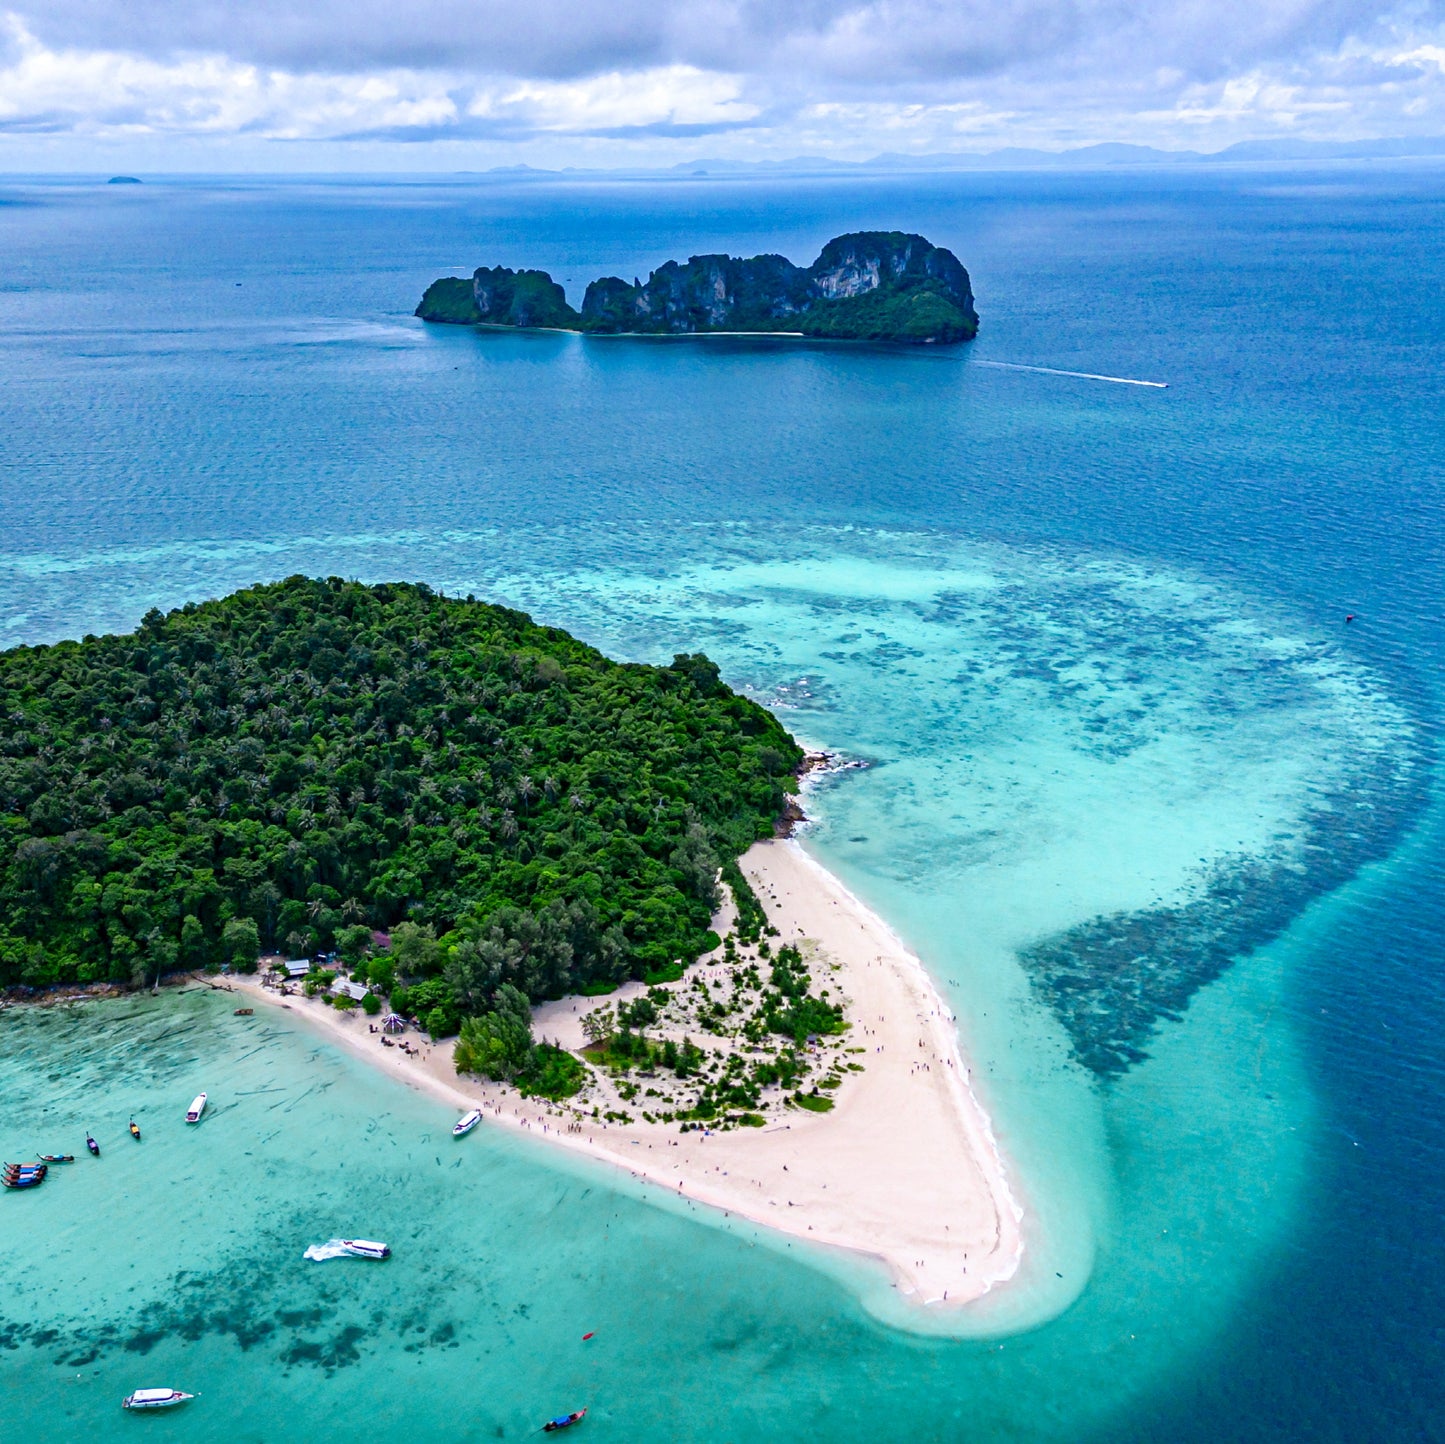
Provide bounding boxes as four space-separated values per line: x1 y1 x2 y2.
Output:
1 0 1443 155
10 0 1433 83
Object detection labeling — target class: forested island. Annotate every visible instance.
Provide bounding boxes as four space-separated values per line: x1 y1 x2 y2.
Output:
416 231 979 344
0 579 804 1036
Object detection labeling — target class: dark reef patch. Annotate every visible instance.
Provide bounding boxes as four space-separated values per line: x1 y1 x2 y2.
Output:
1021 748 1430 1079
280 1324 367 1374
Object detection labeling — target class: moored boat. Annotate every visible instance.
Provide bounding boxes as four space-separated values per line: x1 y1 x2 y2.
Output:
122 1389 194 1410
234 1007 254 1015
129 1118 141 1141
340 1239 391 1260
186 1093 207 1124
453 1108 483 1137
2 1164 47 1189
543 1408 587 1432
86 1135 100 1156
38 1154 75 1164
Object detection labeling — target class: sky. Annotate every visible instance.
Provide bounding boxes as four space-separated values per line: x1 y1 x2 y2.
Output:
2 0 1445 170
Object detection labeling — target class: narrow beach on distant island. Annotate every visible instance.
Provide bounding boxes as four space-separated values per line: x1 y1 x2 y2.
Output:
231 838 1024 1312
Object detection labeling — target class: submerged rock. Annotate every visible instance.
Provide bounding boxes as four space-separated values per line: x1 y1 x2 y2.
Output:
417 231 979 344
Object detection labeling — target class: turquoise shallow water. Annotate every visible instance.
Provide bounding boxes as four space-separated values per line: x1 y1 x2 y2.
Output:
2 168 1443 1441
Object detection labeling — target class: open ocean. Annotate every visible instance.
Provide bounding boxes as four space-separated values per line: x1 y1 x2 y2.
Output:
1 165 1442 1442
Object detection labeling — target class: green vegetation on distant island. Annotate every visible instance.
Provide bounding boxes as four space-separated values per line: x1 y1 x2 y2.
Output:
415 266 579 330
417 231 978 344
0 577 804 1006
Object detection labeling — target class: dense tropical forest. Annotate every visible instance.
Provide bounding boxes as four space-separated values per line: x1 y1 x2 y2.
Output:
0 578 803 1015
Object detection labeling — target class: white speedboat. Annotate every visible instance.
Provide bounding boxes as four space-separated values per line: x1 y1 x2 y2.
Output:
340 1239 391 1260
122 1388 194 1410
185 1093 207 1124
453 1108 483 1137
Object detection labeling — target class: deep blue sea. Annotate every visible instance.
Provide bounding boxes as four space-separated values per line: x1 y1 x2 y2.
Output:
1 166 1443 1443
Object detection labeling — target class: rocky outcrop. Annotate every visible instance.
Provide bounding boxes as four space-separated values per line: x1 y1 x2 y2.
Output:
415 266 580 329
417 231 978 344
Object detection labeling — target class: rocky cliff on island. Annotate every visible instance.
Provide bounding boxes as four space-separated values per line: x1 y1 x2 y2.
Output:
416 231 979 344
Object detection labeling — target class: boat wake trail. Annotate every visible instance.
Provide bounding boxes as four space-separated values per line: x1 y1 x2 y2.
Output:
974 360 1168 388
304 1240 354 1262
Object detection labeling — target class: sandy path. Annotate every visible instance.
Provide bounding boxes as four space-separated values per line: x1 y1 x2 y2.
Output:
231 839 1023 1310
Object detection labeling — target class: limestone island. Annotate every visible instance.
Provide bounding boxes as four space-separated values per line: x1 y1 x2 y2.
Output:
1 577 1019 1310
416 230 980 344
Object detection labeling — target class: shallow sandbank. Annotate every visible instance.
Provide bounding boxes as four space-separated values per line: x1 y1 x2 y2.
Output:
231 839 1023 1311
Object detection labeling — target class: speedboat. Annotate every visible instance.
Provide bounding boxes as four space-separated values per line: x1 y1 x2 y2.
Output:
122 1389 194 1410
340 1239 391 1260
86 1135 100 1156
543 1409 587 1432
129 1118 141 1141
186 1093 208 1124
453 1108 483 1137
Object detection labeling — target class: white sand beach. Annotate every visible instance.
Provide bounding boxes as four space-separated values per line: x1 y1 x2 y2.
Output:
232 838 1024 1310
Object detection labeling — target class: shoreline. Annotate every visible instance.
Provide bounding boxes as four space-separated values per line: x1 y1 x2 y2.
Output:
230 839 1025 1312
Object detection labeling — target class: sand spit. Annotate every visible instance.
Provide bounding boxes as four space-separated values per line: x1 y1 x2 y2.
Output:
231 839 1024 1310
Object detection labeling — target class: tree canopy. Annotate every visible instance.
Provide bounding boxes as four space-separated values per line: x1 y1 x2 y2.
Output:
0 577 802 994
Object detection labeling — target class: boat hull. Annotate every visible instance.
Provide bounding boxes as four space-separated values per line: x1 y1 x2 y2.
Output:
340 1239 391 1260
122 1390 193 1410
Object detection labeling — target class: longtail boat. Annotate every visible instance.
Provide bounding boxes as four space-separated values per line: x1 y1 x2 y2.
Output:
543 1409 587 1432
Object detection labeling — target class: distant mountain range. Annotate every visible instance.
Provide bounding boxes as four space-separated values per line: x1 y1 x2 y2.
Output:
461 136 1445 179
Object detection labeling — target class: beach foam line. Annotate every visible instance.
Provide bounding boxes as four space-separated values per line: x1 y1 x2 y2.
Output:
974 359 1168 388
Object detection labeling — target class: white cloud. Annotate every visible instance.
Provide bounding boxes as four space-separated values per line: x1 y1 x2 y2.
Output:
470 66 760 134
0 0 1443 159
0 17 460 136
